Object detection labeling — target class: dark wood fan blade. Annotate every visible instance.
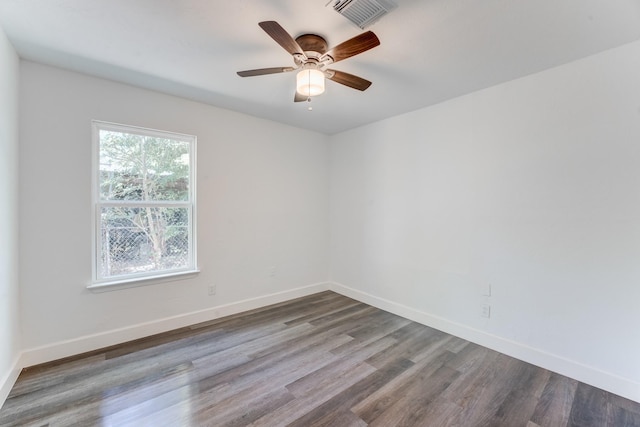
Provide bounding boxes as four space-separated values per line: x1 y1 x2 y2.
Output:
258 21 307 58
327 69 372 91
237 67 294 77
294 92 308 102
321 31 380 63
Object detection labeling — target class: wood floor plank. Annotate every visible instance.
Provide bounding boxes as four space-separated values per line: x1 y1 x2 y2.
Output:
367 364 461 426
287 357 415 427
285 337 395 399
430 353 535 426
192 383 295 427
569 382 615 426
288 299 368 327
351 349 456 422
6 354 106 399
248 362 376 427
2 291 638 427
611 392 640 418
530 372 578 426
434 344 499 403
613 407 640 427
309 410 368 427
489 361 551 425
365 323 446 368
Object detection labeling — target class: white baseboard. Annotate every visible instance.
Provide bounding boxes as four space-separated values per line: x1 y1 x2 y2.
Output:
0 355 22 406
328 281 640 403
19 282 330 369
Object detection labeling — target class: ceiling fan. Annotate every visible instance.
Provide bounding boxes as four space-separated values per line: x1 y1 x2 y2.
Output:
237 21 380 102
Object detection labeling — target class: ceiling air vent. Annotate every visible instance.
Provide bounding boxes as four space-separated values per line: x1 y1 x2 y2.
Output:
331 0 397 29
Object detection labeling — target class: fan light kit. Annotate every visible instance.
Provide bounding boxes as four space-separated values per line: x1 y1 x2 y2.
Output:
296 69 325 97
237 21 380 102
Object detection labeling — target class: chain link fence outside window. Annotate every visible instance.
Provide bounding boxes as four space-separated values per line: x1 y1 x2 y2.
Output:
100 207 190 277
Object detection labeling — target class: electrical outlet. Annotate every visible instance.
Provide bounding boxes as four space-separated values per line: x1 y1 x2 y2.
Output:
208 284 216 296
269 266 277 277
483 283 492 297
481 304 491 318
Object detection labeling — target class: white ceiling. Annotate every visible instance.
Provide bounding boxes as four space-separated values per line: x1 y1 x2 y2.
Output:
2 0 640 134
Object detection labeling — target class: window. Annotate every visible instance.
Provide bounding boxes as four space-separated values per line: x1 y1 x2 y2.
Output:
92 121 197 287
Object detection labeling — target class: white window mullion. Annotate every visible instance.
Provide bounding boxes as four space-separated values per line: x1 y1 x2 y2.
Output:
98 201 191 208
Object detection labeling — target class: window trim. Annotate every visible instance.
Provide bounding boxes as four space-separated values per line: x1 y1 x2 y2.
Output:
90 120 198 289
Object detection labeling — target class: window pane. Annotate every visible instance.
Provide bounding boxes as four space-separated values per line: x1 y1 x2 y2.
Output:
99 206 190 278
99 130 190 202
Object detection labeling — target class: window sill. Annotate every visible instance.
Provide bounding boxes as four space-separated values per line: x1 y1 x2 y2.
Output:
87 269 200 293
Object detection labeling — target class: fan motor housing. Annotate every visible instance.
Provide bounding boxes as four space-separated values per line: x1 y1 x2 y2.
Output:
295 34 328 56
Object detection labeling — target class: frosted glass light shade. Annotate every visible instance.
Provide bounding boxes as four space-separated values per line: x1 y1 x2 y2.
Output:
296 69 325 97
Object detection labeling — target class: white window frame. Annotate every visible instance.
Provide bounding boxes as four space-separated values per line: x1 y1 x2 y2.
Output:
90 120 198 289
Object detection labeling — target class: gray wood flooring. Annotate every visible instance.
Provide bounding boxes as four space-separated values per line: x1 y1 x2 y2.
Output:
1 291 639 426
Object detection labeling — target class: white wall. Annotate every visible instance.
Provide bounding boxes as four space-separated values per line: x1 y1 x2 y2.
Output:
0 24 21 403
18 62 329 358
330 39 640 401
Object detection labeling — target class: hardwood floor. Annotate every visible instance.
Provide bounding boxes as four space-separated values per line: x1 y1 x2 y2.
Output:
1 291 639 426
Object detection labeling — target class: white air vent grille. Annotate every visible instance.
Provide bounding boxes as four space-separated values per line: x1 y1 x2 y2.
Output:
332 0 397 29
